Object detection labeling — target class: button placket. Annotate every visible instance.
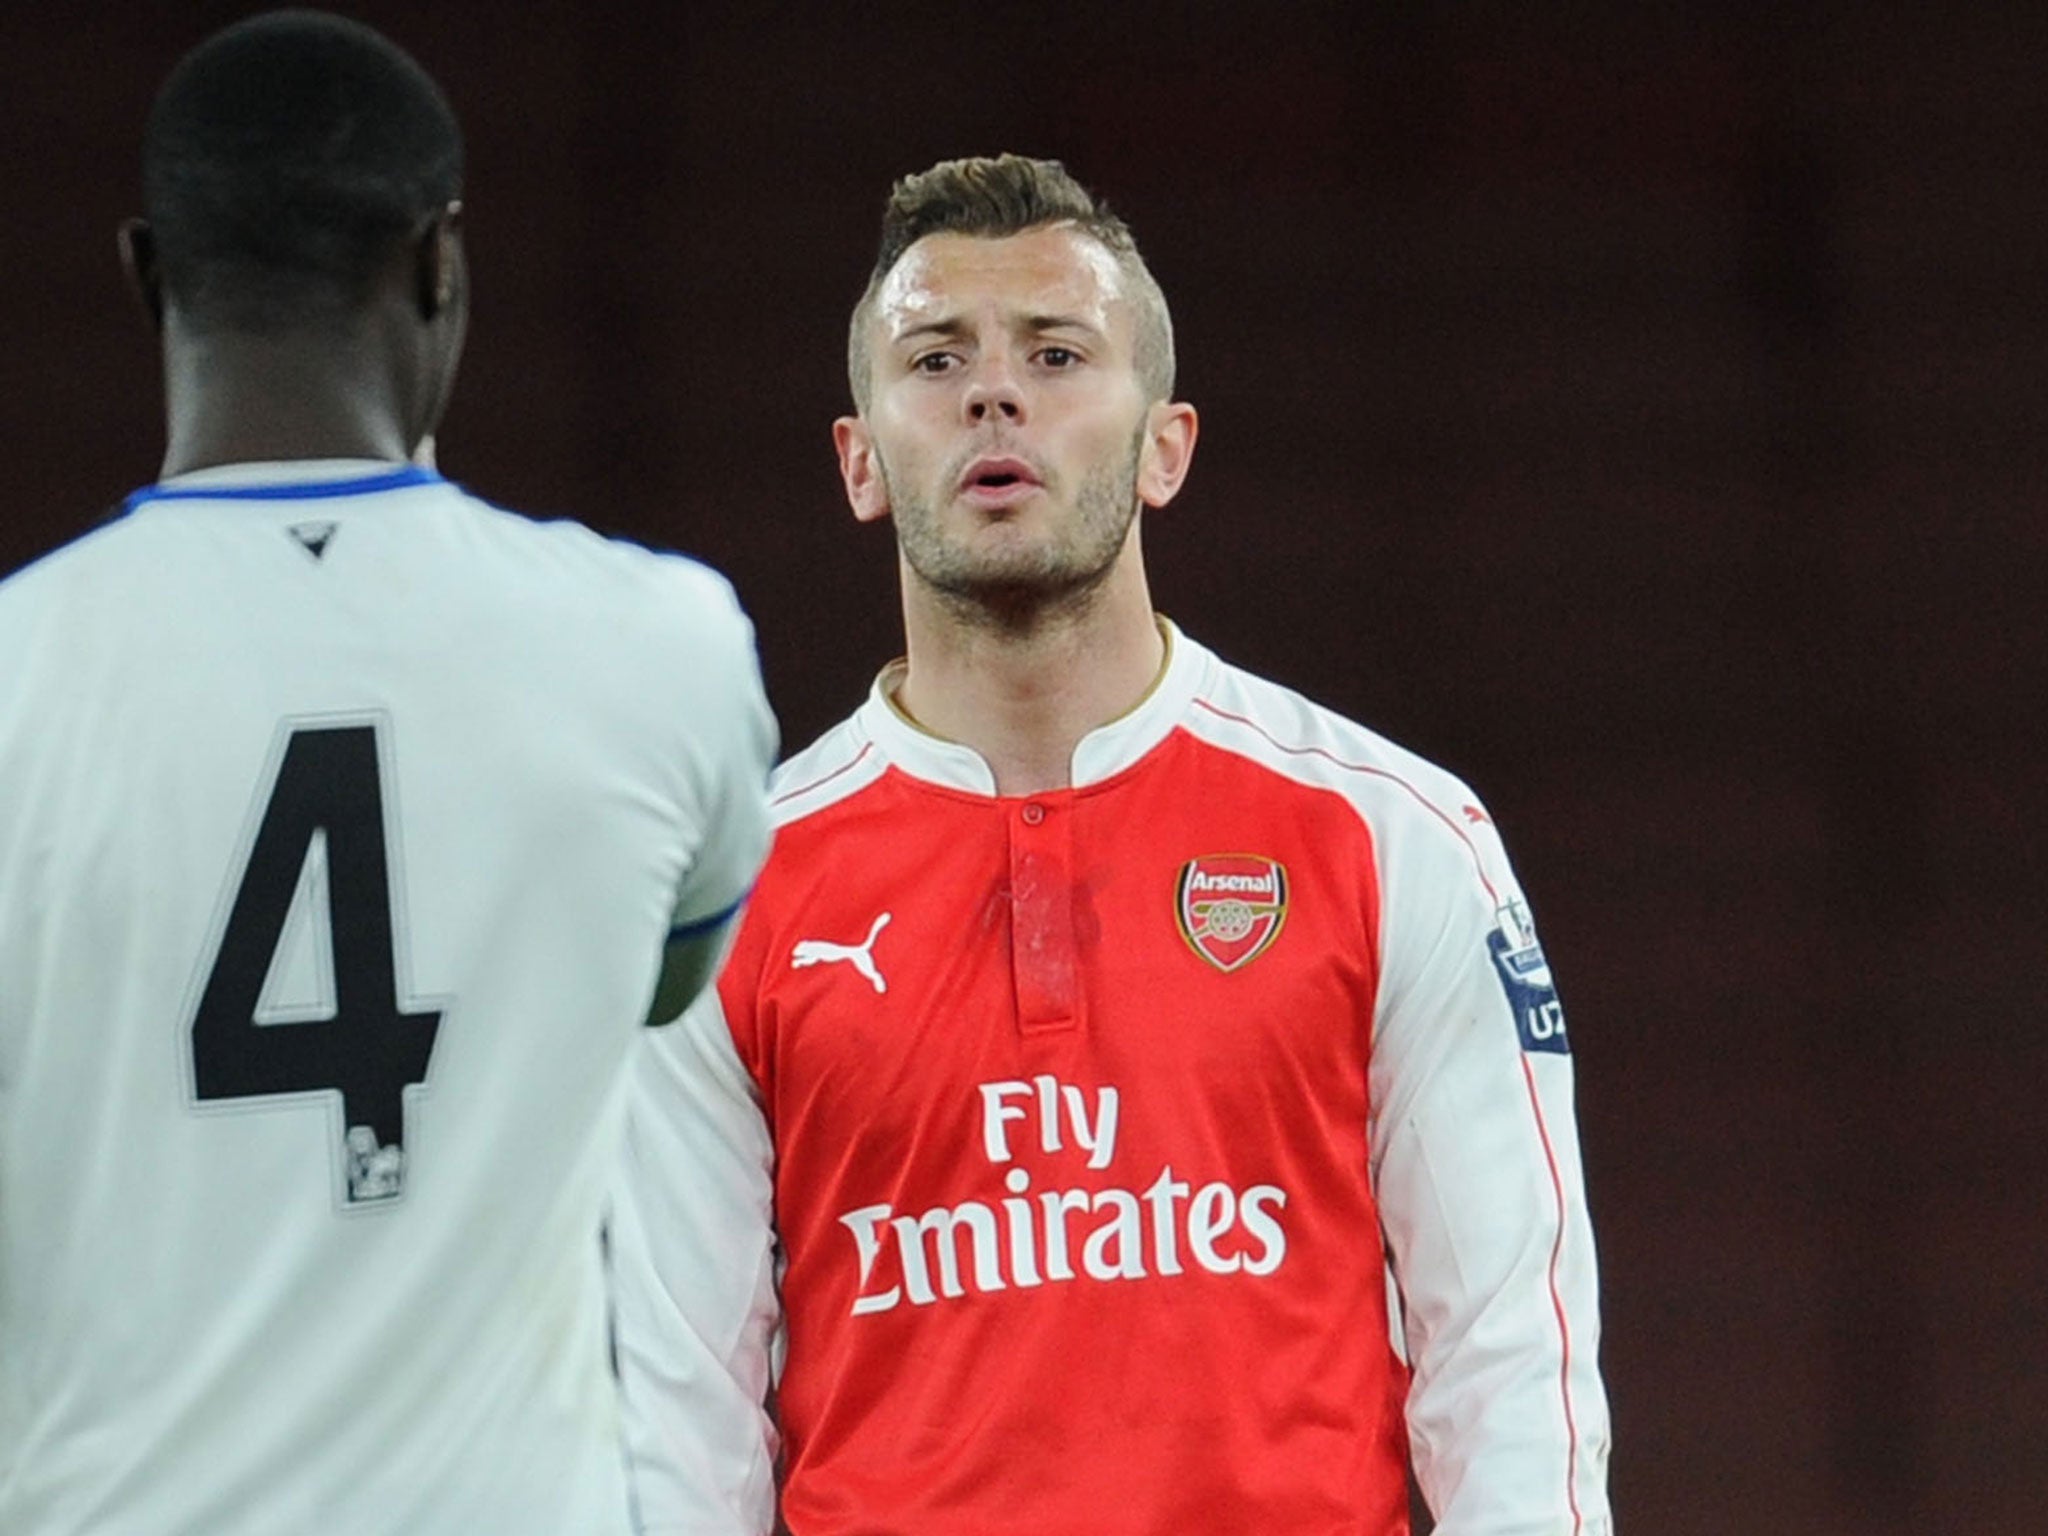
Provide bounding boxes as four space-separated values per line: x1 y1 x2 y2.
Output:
1008 800 1076 1033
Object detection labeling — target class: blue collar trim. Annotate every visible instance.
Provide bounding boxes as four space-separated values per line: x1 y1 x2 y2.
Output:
123 464 441 514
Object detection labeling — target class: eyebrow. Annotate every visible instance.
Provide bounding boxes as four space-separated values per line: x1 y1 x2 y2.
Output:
1024 313 1103 336
891 318 972 347
889 313 1105 348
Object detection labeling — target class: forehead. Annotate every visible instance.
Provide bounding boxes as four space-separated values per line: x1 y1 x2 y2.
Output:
872 224 1131 342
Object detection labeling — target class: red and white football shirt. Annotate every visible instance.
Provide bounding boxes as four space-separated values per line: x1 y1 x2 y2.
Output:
614 622 1611 1535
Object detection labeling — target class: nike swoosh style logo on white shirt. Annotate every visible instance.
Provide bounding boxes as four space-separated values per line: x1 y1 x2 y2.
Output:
791 912 891 994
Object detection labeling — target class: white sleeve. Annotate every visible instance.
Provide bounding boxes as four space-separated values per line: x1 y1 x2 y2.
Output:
1369 800 1613 1535
667 583 777 936
610 988 779 1536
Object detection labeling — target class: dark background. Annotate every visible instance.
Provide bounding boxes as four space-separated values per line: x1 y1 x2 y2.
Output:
4 5 2041 1531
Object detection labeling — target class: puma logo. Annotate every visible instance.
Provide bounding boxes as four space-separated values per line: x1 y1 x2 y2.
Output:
791 912 891 995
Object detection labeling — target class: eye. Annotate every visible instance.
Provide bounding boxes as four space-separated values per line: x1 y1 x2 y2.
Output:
912 351 958 375
1038 345 1080 368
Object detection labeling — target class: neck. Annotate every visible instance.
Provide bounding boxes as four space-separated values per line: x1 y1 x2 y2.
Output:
157 319 414 478
893 541 1165 796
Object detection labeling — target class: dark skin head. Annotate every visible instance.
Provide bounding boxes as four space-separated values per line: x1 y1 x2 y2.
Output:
119 201 469 478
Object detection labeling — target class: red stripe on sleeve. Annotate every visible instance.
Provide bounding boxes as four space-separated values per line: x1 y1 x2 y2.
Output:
1519 1054 1584 1534
772 741 875 808
1190 699 1502 904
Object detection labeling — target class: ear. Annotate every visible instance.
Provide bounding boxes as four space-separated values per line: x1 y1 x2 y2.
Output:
118 218 163 333
1135 400 1198 509
414 200 464 321
833 415 892 524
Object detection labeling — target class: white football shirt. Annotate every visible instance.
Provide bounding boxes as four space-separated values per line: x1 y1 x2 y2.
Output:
0 461 774 1535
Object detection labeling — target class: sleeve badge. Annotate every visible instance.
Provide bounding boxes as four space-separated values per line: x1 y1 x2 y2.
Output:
1487 898 1569 1054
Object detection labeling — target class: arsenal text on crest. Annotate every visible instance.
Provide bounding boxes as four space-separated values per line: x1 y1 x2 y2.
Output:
1176 854 1289 973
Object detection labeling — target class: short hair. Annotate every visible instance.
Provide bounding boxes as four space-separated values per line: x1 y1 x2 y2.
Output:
847 154 1175 411
141 10 463 335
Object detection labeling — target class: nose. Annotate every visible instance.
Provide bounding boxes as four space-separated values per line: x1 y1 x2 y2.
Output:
961 357 1025 425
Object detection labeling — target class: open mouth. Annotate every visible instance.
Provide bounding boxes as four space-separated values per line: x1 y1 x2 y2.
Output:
959 457 1042 499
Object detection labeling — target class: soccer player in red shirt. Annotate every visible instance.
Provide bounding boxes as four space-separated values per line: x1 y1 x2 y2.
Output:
611 154 1612 1536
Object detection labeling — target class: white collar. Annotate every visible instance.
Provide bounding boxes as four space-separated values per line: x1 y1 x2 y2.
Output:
855 618 1214 795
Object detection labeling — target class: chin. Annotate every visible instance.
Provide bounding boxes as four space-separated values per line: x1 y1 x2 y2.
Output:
901 508 1127 606
945 535 1074 586
927 549 1120 611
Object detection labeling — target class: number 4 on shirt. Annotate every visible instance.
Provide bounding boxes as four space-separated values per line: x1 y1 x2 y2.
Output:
188 722 443 1205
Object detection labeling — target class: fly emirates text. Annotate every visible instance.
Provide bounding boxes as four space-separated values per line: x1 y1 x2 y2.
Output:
838 1076 1289 1316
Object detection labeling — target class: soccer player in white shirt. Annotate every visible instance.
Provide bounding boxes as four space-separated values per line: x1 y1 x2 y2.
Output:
0 13 773 1533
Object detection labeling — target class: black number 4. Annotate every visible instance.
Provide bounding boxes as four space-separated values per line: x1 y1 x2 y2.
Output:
191 724 442 1204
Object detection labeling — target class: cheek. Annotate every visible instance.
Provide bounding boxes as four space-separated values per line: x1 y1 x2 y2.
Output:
1066 404 1148 471
876 412 958 482
869 435 922 496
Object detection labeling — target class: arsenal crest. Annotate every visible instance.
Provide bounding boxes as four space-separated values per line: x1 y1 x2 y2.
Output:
1176 854 1288 973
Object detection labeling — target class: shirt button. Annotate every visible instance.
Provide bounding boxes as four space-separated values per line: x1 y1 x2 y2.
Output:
1020 802 1046 825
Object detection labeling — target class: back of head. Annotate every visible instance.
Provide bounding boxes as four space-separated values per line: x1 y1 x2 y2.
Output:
849 153 1175 407
142 9 462 336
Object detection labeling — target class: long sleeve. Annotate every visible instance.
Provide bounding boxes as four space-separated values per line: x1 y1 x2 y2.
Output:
1368 799 1613 1535
610 986 780 1536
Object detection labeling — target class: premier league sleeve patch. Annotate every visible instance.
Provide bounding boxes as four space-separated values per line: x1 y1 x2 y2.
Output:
1487 898 1569 1054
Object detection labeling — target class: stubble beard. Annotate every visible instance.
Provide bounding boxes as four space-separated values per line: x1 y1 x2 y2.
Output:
884 423 1146 634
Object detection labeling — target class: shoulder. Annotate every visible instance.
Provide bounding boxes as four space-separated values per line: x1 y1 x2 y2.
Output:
764 712 886 830
444 496 762 695
0 512 166 678
0 507 142 603
1182 651 1510 896
462 496 749 629
1187 656 1483 825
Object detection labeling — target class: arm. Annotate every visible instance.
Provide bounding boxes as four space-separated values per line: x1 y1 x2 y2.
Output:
611 982 780 1535
609 567 780 1530
645 575 776 1028
646 906 744 1027
1369 803 1612 1535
